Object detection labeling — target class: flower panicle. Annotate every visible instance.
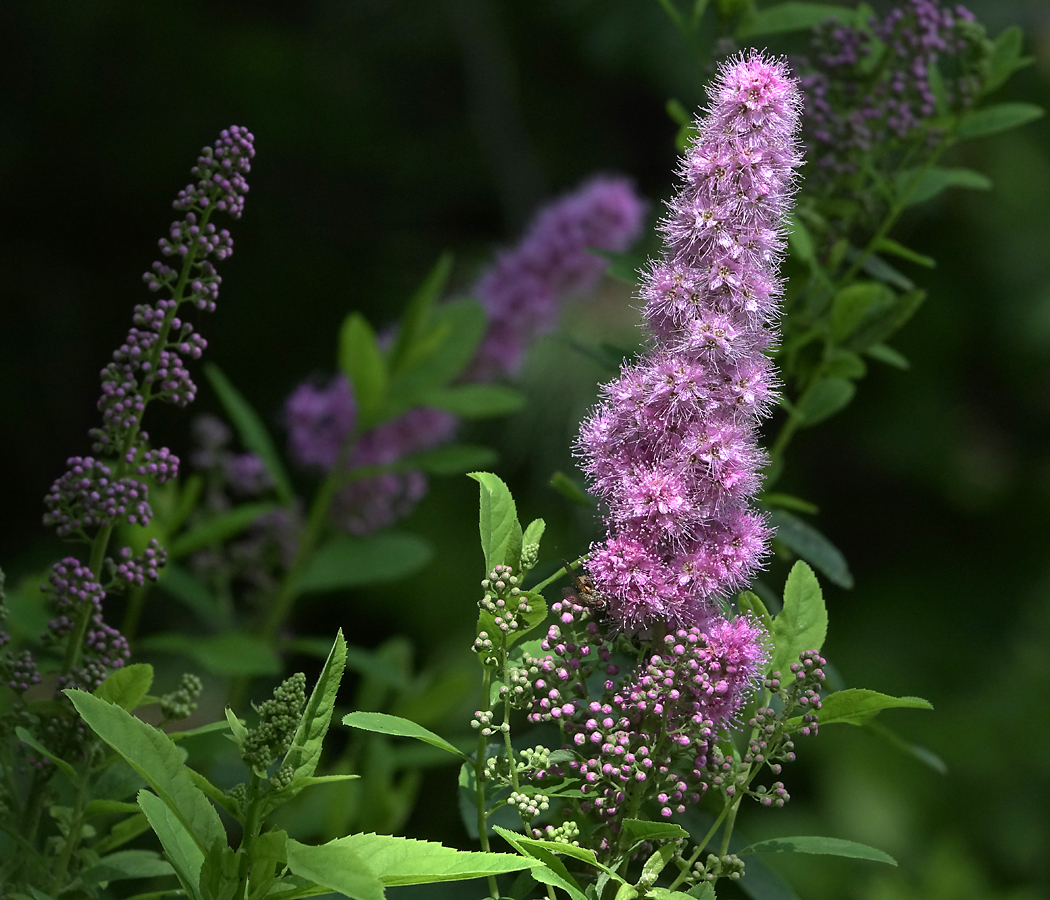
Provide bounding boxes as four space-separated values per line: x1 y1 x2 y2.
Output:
577 52 803 630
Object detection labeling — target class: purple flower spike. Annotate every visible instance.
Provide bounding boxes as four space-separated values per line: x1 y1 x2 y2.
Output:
470 176 647 380
577 53 803 629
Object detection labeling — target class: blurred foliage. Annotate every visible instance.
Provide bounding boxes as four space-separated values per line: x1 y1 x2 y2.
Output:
2 0 1050 897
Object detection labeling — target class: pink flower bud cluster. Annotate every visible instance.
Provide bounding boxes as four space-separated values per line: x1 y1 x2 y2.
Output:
525 593 767 843
577 53 803 629
284 176 645 535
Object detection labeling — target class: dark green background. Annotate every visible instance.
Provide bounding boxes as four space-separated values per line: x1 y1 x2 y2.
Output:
2 1 1049 897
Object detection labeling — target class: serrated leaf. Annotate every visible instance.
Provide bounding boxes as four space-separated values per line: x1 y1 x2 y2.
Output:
768 509 853 589
814 689 932 726
297 532 432 593
770 562 827 677
137 790 205 900
282 630 347 781
740 835 896 866
67 691 225 853
397 444 498 476
203 364 294 506
339 312 387 429
492 828 614 875
422 384 526 419
469 472 523 572
388 253 453 374
285 839 385 900
317 833 540 885
80 849 174 884
168 502 279 559
14 727 77 781
897 166 992 206
738 2 850 37
140 632 281 677
479 592 547 650
343 712 466 759
94 664 154 711
958 102 1043 139
795 377 855 427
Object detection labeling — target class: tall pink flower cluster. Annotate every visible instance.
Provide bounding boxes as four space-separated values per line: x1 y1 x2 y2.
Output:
285 175 645 534
577 53 803 629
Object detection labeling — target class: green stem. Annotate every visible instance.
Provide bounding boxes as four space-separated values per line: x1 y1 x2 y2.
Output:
475 667 498 899
234 776 264 900
528 555 586 595
49 746 94 893
665 800 735 891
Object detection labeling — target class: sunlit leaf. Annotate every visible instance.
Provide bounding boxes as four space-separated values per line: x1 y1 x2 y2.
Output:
469 472 523 573
770 562 827 676
740 835 896 866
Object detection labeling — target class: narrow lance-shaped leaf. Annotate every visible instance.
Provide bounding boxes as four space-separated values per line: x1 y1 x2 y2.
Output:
768 509 853 590
740 835 897 866
388 252 453 374
342 711 466 760
285 839 386 900
811 688 932 726
282 629 347 780
339 312 387 429
204 364 294 506
136 790 206 900
67 691 226 853
168 502 279 559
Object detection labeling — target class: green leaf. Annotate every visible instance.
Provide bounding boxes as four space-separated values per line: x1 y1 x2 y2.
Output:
666 98 690 126
285 839 386 900
478 591 547 650
186 768 240 818
987 26 1033 93
282 630 347 781
768 509 853 589
95 812 152 856
687 885 716 899
14 727 77 781
642 844 678 881
168 502 279 559
897 166 992 206
788 214 815 263
204 364 294 506
388 298 487 411
549 471 594 507
297 532 433 593
864 343 910 370
846 289 926 351
522 518 546 566
740 835 896 866
874 237 935 269
492 828 614 876
588 248 646 285
313 833 539 885
94 664 154 711
167 719 233 742
469 472 523 573
823 348 867 380
158 565 223 626
620 819 689 852
814 689 932 726
339 312 387 428
137 790 206 900
388 253 454 374
760 493 818 515
342 711 466 759
396 444 498 476
140 633 281 677
738 2 850 37
80 850 174 884
67 691 225 852
795 377 855 427
864 720 947 775
958 102 1043 139
770 562 827 677
927 62 948 116
831 282 896 343
423 384 526 419
736 591 775 643
85 799 142 817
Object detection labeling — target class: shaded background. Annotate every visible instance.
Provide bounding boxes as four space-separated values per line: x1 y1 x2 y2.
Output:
2 1 1050 897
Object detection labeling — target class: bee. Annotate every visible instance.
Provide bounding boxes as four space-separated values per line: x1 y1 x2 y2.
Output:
562 560 604 609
